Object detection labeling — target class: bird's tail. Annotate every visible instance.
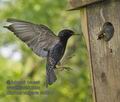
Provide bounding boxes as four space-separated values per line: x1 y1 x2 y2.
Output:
46 64 57 87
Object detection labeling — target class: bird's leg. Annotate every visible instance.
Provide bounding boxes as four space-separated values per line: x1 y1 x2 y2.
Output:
55 65 64 71
57 61 61 66
55 62 72 71
57 66 72 71
54 62 63 71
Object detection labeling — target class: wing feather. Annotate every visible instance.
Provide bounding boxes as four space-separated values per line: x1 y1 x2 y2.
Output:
4 18 59 57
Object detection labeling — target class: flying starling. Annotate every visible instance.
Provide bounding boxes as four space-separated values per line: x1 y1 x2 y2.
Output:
4 18 76 86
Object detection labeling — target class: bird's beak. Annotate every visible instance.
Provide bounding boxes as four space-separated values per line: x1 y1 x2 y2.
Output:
73 34 80 35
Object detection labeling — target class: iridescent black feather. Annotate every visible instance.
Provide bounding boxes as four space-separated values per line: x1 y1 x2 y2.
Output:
4 18 74 86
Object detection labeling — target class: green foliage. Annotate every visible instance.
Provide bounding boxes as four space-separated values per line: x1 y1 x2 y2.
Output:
0 0 92 102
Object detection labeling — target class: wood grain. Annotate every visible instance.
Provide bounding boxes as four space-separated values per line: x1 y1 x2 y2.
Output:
85 1 120 102
68 0 104 10
80 8 96 102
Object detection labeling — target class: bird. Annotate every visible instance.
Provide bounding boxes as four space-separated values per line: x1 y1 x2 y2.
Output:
97 22 114 41
4 18 76 87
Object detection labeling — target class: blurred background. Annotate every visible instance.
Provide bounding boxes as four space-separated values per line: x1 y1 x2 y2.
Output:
0 0 92 102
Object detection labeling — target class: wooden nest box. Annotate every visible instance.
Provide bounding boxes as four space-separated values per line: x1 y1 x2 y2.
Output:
68 0 120 102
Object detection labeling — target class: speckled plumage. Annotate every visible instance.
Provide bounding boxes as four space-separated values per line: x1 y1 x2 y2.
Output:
4 18 74 86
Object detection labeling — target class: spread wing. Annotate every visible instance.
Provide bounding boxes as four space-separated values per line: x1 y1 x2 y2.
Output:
4 18 59 57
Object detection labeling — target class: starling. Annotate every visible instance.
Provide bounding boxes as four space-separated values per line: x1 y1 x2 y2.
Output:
97 22 114 41
4 18 75 86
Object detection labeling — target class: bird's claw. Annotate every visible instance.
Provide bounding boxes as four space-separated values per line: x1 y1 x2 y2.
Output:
55 66 72 71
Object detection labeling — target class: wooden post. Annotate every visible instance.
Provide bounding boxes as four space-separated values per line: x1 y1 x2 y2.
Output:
68 0 120 102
